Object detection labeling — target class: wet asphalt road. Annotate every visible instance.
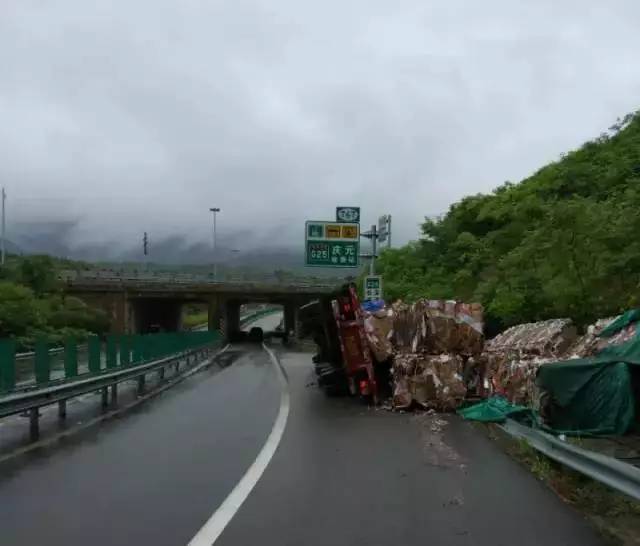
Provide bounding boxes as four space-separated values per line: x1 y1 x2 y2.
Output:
0 338 603 545
217 353 603 546
0 344 281 546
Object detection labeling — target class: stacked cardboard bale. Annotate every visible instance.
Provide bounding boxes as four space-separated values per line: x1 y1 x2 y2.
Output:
363 308 394 363
481 319 577 406
564 318 612 357
390 300 484 410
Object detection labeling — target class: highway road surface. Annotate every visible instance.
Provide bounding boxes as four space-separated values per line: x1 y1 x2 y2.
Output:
0 321 603 545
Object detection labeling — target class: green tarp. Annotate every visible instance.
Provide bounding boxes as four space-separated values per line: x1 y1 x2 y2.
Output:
460 310 640 436
536 349 639 436
599 309 640 338
458 396 536 424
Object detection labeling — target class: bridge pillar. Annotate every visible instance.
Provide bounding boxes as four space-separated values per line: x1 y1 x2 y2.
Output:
71 292 133 334
110 291 133 334
284 300 300 339
208 296 225 334
226 301 241 340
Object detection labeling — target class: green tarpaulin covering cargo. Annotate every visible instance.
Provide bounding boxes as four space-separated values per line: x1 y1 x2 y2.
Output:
459 310 640 436
458 396 537 425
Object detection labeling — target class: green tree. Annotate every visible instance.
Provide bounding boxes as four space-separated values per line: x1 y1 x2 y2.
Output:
379 110 640 332
0 282 43 338
18 255 58 296
49 297 110 335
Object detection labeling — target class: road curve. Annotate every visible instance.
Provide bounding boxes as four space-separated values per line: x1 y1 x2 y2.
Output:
0 344 604 546
0 345 282 546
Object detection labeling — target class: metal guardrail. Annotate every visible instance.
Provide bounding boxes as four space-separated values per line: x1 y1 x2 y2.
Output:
1 340 219 442
239 307 282 326
0 309 274 443
1 346 212 421
501 419 640 501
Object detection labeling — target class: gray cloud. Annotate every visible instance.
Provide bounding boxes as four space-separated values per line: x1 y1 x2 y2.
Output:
2 0 639 258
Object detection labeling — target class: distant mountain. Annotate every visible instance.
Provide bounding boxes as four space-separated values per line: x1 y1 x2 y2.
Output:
8 224 360 279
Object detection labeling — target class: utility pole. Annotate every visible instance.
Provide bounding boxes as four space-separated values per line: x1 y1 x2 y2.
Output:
1 187 5 266
209 207 220 281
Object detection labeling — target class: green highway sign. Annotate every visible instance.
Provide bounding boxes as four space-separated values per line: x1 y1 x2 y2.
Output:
364 275 383 300
306 240 359 267
305 220 360 268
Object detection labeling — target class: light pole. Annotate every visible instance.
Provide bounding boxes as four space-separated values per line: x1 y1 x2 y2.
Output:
209 207 220 280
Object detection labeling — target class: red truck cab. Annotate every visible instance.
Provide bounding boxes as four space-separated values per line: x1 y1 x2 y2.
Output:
331 285 378 402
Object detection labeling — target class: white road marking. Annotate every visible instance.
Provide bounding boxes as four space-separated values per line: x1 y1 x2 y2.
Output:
187 343 290 546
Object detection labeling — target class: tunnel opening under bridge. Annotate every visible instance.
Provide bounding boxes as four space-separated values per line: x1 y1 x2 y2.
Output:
132 299 184 333
225 301 285 342
73 286 322 338
240 303 284 332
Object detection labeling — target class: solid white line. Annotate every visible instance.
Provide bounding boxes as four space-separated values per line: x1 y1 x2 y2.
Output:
187 343 290 546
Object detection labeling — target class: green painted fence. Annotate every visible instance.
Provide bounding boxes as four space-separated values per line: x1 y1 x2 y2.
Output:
0 330 221 394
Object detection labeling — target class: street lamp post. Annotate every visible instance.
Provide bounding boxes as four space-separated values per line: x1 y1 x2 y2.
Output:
209 207 221 280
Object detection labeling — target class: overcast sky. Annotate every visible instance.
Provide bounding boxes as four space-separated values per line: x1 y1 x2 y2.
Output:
1 1 639 254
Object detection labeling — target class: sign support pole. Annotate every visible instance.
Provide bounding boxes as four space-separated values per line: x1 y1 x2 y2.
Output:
370 224 377 276
387 215 392 248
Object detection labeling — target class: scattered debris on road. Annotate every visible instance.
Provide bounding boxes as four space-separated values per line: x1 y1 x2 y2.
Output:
416 412 465 470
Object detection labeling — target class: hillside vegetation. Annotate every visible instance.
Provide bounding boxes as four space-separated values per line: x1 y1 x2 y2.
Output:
0 255 109 350
378 111 640 335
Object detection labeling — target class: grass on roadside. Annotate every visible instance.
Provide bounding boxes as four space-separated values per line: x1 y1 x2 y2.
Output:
183 312 208 329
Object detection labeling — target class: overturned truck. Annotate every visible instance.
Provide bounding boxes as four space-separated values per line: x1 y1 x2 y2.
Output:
302 289 486 408
300 284 385 402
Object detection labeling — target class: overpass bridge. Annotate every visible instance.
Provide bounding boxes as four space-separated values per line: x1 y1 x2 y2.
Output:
60 271 337 339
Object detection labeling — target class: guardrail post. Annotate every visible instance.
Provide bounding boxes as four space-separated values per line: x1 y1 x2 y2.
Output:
137 374 145 395
158 366 165 381
58 400 67 419
111 384 118 405
101 387 108 408
29 408 39 441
